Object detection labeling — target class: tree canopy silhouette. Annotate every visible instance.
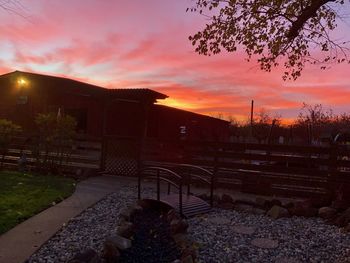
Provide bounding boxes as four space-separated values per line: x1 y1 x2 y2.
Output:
188 0 350 80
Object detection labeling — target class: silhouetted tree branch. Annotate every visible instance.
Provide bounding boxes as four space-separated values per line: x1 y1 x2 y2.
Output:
188 0 349 80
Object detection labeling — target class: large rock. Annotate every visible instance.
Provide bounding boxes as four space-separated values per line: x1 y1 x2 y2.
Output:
117 222 135 238
318 207 337 220
221 194 233 204
105 235 132 251
170 219 189 235
103 239 120 263
173 233 191 249
331 200 349 211
167 209 181 222
267 205 290 219
331 207 350 227
68 249 101 263
217 202 234 210
234 203 254 213
289 200 318 217
266 199 282 209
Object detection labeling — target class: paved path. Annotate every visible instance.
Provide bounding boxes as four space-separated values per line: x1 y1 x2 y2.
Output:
0 176 136 263
0 175 301 263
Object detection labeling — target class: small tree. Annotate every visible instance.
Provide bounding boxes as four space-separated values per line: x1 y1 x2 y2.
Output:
0 119 21 169
33 113 77 174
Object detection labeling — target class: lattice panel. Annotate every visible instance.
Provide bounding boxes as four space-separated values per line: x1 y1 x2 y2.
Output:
104 138 140 176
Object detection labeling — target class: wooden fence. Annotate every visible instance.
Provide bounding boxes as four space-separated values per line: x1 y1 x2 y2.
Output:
1 136 101 175
139 139 350 203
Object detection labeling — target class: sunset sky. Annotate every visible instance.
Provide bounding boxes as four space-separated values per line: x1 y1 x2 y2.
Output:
0 0 350 123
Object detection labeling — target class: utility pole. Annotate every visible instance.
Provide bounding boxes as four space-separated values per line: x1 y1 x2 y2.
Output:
250 100 254 140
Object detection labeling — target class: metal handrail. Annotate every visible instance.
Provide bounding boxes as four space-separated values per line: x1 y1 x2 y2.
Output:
172 163 215 207
138 166 183 216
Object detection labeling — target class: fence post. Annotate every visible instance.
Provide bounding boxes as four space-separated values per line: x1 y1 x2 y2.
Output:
328 143 338 201
100 136 106 172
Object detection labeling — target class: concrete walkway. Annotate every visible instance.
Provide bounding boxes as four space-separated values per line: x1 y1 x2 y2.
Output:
0 175 301 263
0 176 136 263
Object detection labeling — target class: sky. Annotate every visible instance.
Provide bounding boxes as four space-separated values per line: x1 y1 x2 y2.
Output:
0 0 350 123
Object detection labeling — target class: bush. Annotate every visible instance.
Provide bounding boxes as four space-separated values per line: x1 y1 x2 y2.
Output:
32 113 77 174
0 119 21 169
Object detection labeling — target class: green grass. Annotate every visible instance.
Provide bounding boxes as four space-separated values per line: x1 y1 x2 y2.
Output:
0 171 75 235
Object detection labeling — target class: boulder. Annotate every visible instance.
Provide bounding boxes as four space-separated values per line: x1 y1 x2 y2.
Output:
234 203 254 213
170 219 189 235
173 233 191 249
267 205 290 219
251 208 266 215
331 207 350 227
255 197 268 208
331 200 349 212
167 209 181 222
105 235 132 251
117 222 134 238
318 207 337 220
68 249 101 263
289 200 318 217
102 239 120 263
266 199 282 209
221 194 233 204
181 247 196 263
217 202 234 210
119 208 132 221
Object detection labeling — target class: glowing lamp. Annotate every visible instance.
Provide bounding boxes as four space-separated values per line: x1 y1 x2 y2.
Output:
18 78 27 86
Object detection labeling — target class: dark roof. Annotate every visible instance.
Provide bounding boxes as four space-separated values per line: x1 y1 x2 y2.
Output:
154 104 230 124
0 70 168 102
107 88 168 101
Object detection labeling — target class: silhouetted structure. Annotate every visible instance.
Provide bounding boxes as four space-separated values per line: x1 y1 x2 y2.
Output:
0 70 229 140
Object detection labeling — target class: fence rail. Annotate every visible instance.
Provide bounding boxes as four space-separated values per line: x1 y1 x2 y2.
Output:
138 139 350 203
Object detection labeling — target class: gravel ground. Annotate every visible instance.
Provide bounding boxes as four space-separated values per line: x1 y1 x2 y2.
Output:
29 188 350 263
188 209 350 263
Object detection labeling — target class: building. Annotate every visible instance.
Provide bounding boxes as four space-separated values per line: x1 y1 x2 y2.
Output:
0 70 229 141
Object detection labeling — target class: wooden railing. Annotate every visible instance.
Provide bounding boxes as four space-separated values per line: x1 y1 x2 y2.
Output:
1 136 101 174
141 139 350 203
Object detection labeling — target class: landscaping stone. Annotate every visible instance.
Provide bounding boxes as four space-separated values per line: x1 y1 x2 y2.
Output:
251 238 279 249
331 207 350 227
119 208 132 221
105 235 132 250
318 207 337 220
221 194 233 204
102 240 120 263
289 200 318 217
173 233 190 249
232 225 255 235
68 249 101 263
167 209 181 222
266 199 282 209
116 222 134 238
170 219 189 235
267 205 290 219
217 202 234 210
332 199 349 211
234 203 254 213
251 208 266 215
255 197 268 208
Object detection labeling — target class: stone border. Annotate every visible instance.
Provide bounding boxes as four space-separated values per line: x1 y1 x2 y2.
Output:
67 200 198 263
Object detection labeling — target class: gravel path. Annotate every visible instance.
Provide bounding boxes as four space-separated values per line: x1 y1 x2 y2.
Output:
29 188 350 263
